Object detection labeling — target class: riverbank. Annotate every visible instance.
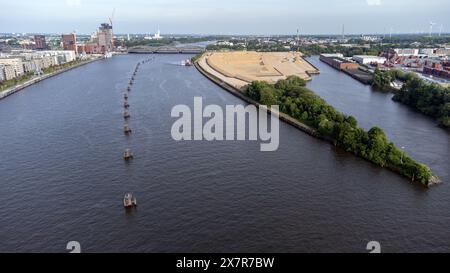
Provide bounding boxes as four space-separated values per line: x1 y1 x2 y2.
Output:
195 53 440 187
0 57 102 100
372 69 450 129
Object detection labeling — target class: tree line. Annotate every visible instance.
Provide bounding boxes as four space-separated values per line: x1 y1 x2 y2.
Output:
372 69 450 128
245 76 436 186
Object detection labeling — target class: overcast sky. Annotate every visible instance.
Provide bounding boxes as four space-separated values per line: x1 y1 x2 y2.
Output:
1 0 449 35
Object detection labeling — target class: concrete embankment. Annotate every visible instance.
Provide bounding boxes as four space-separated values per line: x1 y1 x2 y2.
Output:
0 58 101 100
342 68 373 85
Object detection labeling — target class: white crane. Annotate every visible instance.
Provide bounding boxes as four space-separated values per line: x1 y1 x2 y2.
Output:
109 8 116 49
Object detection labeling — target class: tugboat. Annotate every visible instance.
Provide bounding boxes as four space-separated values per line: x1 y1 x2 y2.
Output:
124 101 130 108
123 193 137 208
124 124 132 134
123 149 134 160
123 111 130 119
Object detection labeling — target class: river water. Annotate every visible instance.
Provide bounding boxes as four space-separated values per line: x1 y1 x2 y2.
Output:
0 54 448 253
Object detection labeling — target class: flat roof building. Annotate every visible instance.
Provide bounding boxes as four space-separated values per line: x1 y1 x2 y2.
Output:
0 58 25 77
394 48 419 57
0 64 18 81
353 55 386 65
0 65 5 81
320 54 359 70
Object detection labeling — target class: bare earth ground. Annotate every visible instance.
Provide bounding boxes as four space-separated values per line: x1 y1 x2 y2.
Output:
198 51 319 89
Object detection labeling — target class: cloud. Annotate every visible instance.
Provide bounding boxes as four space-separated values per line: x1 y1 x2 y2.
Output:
366 0 382 6
66 0 82 8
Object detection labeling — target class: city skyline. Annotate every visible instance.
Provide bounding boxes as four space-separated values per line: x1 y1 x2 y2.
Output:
1 0 449 35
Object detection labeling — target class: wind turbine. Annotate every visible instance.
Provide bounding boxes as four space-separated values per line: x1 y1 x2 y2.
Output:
429 21 436 37
439 24 444 37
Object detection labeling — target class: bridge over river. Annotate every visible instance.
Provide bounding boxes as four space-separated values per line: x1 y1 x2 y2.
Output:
128 45 205 54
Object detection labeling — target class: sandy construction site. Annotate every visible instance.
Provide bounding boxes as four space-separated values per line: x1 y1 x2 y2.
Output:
198 51 319 89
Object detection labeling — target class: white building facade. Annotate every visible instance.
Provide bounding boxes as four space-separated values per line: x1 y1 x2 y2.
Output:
353 55 387 65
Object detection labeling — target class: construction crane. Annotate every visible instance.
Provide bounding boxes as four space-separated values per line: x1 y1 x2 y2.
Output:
109 8 116 50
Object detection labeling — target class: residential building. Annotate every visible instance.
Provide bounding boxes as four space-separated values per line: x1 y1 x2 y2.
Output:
98 23 113 53
0 64 16 81
0 58 25 77
0 65 5 81
34 35 48 50
62 33 77 53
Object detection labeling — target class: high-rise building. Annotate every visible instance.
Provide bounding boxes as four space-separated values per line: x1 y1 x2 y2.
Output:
98 23 113 53
34 35 48 50
62 33 77 53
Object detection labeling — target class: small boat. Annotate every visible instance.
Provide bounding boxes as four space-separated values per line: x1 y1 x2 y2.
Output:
183 59 193 66
124 101 130 108
123 111 130 119
124 124 132 134
123 193 137 208
127 86 131 92
123 149 134 160
124 93 128 99
104 52 113 59
129 81 133 85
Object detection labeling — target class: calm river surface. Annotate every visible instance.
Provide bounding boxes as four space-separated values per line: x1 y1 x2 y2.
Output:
0 54 448 253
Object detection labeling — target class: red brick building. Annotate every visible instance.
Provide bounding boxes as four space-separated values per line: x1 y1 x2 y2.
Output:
34 35 48 50
62 33 77 54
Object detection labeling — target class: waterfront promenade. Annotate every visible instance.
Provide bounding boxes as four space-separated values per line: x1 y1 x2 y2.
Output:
0 57 101 100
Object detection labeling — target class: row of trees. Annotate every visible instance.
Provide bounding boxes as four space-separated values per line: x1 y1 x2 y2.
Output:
372 69 417 91
394 77 450 128
246 76 435 186
372 69 450 128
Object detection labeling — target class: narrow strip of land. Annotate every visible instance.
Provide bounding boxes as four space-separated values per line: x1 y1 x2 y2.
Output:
194 52 440 187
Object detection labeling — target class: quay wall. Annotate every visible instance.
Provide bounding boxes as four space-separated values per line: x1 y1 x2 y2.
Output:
0 58 100 100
